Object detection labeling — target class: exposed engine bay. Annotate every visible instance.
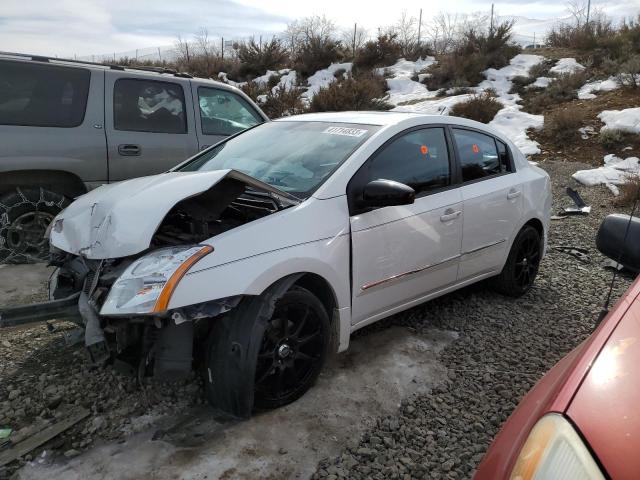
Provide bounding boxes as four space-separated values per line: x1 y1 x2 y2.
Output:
43 177 292 379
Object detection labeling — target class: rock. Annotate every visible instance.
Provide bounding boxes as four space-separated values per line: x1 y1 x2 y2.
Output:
64 449 81 458
8 390 20 401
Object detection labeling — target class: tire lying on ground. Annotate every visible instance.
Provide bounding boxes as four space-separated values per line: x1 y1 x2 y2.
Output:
205 284 330 417
493 225 542 297
0 188 69 264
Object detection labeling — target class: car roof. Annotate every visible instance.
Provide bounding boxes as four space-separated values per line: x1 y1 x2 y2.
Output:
0 52 237 91
275 111 497 130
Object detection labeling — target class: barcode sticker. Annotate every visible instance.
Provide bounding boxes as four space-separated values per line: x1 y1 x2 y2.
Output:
322 126 368 137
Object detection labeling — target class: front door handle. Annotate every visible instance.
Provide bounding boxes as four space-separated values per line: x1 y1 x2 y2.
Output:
440 209 462 222
507 189 521 200
118 144 141 156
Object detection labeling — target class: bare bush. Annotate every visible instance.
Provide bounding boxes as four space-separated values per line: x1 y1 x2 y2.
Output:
598 129 630 149
543 109 584 142
449 92 502 123
236 38 289 79
308 73 391 112
353 33 403 70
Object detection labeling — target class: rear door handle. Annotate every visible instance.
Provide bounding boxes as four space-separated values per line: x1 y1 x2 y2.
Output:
507 189 521 200
440 209 462 222
118 144 141 156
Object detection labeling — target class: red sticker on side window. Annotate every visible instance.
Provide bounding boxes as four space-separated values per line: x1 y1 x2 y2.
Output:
472 144 480 153
420 145 429 155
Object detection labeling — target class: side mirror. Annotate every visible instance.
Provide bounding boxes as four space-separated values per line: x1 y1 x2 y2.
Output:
361 179 415 209
596 214 640 272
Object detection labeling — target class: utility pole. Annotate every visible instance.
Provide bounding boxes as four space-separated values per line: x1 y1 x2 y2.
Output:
353 23 357 58
417 8 422 46
158 47 162 62
490 3 495 33
221 37 224 60
586 0 591 25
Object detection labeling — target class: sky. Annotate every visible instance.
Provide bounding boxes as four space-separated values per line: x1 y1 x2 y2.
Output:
0 0 638 57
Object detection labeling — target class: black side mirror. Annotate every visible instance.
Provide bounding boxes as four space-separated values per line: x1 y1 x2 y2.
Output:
596 214 640 272
361 179 415 209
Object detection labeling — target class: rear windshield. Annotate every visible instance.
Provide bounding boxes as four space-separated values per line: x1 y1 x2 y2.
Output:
179 121 378 197
0 60 90 128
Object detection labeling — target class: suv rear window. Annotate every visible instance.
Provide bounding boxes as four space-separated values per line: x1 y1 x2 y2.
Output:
114 79 187 134
0 61 90 128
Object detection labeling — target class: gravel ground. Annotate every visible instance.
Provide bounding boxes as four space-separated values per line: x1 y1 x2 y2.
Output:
0 159 635 479
312 159 635 480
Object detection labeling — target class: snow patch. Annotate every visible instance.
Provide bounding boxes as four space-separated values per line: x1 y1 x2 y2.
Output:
598 107 640 133
578 77 619 99
393 93 475 115
549 58 585 75
529 76 554 89
489 106 544 156
302 62 353 100
377 57 437 106
479 54 545 106
572 154 640 195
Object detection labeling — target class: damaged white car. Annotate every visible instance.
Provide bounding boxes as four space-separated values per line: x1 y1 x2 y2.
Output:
0 112 551 417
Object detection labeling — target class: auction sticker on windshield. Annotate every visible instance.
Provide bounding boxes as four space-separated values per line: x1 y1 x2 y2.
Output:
322 126 368 137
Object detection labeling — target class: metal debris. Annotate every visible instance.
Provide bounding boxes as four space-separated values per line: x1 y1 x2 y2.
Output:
553 246 590 263
562 187 591 215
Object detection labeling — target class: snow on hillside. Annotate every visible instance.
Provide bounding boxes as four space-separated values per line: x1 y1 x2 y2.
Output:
549 58 585 74
573 154 640 195
393 54 546 155
578 77 620 99
302 62 352 100
598 107 640 134
377 57 437 106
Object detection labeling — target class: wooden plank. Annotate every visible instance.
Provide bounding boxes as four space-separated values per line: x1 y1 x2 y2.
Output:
0 408 90 467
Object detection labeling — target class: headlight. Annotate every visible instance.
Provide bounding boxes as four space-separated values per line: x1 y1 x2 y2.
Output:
100 245 213 316
510 414 604 480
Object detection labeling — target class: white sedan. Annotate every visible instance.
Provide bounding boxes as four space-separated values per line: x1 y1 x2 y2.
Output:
38 112 552 416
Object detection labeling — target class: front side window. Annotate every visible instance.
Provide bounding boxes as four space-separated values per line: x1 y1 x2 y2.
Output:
198 87 262 136
362 128 451 195
114 79 187 134
0 61 90 128
453 129 507 182
180 121 378 197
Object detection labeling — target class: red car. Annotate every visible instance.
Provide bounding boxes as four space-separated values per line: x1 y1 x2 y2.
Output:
476 213 640 480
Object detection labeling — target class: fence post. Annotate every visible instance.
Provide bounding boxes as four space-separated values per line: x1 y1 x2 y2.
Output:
221 37 224 60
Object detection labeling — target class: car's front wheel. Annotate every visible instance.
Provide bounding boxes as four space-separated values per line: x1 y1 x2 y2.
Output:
204 285 330 417
493 225 542 297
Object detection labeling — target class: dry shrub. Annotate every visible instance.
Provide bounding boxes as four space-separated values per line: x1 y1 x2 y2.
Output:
308 73 391 112
236 38 289 80
615 175 640 206
449 93 502 124
261 87 306 118
528 59 555 79
353 33 403 70
294 38 342 78
509 75 535 94
543 109 584 142
424 21 520 90
525 71 587 113
599 129 629 150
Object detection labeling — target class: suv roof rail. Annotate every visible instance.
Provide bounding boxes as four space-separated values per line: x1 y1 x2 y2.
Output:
0 51 194 79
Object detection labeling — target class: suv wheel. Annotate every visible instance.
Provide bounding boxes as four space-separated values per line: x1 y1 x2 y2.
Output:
0 188 68 264
493 225 542 297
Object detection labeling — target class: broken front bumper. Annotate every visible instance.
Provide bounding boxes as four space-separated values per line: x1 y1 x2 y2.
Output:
0 293 82 328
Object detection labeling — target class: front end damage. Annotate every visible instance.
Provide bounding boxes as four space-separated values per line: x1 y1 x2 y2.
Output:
0 170 300 413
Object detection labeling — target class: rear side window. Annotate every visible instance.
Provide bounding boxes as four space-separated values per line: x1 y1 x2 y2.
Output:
198 87 262 136
114 79 187 134
364 128 450 195
452 129 510 182
0 61 90 128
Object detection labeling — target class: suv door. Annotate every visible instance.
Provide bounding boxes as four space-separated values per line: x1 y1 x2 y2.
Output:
105 72 198 181
348 127 463 326
451 128 524 281
191 83 265 150
0 60 107 186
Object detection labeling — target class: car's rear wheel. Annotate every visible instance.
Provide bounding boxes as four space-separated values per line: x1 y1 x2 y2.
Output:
0 188 68 264
204 285 330 417
493 225 542 297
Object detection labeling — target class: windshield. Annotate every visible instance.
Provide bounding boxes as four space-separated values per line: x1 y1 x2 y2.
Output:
179 121 379 197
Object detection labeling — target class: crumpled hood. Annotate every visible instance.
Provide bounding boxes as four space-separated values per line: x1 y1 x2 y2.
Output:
49 169 297 259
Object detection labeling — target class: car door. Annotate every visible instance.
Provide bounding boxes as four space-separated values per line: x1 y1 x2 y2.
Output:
105 72 199 181
451 127 524 281
191 83 265 151
349 127 463 326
